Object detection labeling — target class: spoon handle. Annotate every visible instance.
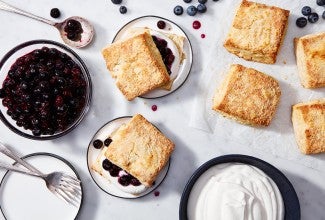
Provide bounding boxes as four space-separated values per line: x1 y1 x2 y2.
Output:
0 0 56 26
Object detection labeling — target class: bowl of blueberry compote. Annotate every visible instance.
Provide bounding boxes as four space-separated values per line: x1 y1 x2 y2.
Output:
0 40 92 140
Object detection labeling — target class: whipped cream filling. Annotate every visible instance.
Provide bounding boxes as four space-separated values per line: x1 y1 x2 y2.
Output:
98 151 147 195
188 163 284 220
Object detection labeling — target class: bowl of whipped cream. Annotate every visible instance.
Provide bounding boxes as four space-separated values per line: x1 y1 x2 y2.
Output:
179 154 300 220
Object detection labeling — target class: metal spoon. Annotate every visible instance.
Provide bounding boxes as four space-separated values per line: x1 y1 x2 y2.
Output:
0 0 94 48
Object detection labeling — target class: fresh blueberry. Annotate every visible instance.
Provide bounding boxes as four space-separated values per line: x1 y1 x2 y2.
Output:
174 5 184 15
119 6 127 14
317 0 325 6
183 0 192 3
157 20 166 29
323 11 325 19
296 17 308 28
198 0 207 3
50 8 61 18
197 3 207 13
111 0 122 4
187 5 197 16
301 6 312 16
308 13 319 23
93 139 103 149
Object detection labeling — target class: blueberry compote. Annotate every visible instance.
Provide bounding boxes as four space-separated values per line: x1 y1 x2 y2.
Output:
152 35 175 75
102 159 141 186
0 47 87 136
64 19 83 41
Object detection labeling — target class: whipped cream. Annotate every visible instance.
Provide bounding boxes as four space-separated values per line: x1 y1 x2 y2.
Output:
188 163 284 220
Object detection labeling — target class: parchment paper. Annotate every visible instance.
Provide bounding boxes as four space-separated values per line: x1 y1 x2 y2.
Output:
190 0 325 170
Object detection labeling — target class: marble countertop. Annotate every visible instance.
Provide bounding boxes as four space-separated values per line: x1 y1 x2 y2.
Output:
0 0 324 219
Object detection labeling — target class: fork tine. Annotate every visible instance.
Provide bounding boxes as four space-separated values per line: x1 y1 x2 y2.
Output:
58 183 82 198
54 188 73 205
56 188 79 207
57 188 80 205
62 174 81 183
61 177 81 187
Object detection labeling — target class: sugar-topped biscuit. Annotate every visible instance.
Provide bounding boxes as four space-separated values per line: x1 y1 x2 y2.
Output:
292 99 325 154
224 0 289 64
102 32 170 101
212 64 281 126
105 114 174 186
294 32 325 89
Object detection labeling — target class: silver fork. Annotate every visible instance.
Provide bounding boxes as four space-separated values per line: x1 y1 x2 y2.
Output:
0 143 82 207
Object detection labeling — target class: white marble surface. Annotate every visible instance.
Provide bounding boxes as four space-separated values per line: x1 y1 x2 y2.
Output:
0 0 324 220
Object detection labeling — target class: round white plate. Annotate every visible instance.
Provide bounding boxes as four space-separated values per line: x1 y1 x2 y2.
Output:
0 153 83 220
112 15 193 99
87 116 170 199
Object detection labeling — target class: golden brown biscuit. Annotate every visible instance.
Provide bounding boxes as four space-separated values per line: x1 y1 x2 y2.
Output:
294 32 325 89
102 32 170 101
212 64 281 126
292 99 325 154
105 114 175 186
224 0 289 64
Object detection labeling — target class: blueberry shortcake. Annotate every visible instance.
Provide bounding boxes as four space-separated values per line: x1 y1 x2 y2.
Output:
101 28 184 100
91 114 175 194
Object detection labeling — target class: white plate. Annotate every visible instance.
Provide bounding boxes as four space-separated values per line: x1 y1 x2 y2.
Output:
87 116 170 199
112 15 193 99
0 153 83 220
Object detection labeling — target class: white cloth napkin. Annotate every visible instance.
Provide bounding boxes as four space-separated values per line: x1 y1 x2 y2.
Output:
190 0 325 170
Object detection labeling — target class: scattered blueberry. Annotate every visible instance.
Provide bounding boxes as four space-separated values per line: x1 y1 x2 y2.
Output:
174 5 184 15
193 20 201 29
301 6 312 16
111 0 122 4
151 104 158 111
197 3 207 13
154 191 160 197
183 0 192 3
198 0 207 4
119 6 127 14
93 139 103 149
50 8 61 18
104 138 112 146
296 17 308 28
157 20 166 29
317 0 325 6
308 13 319 23
187 5 197 16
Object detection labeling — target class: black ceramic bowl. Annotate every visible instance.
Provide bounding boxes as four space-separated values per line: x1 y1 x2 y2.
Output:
179 154 300 220
0 40 92 140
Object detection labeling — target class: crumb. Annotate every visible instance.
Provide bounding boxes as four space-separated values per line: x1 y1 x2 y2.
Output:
283 60 286 64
